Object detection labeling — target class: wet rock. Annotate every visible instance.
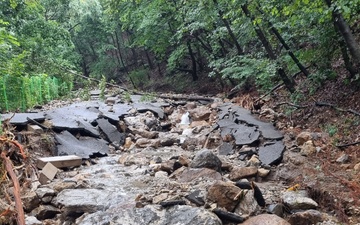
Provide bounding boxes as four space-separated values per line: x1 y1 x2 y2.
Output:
296 131 312 146
234 190 261 216
282 190 318 210
267 203 285 217
186 190 205 206
25 216 42 225
258 141 285 165
241 214 290 225
52 180 77 193
190 149 222 172
54 189 128 217
22 191 40 212
218 142 235 155
36 187 56 203
207 181 242 211
300 140 316 156
30 204 61 220
97 118 125 145
288 209 323 225
336 153 349 163
173 167 222 182
229 166 258 181
76 205 222 225
160 160 176 174
258 168 270 178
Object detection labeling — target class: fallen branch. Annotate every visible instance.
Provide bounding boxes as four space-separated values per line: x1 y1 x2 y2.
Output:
255 66 311 102
275 102 309 109
0 137 27 160
315 102 360 116
336 141 360 148
0 152 25 225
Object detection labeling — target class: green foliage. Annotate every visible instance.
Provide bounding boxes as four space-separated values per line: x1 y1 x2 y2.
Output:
140 93 155 102
128 68 149 89
323 124 338 137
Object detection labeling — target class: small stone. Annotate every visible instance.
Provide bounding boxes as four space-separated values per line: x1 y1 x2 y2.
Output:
257 168 270 178
30 204 61 220
25 216 42 225
336 154 349 163
296 132 312 146
178 155 190 167
190 149 222 172
282 190 318 210
354 162 360 171
22 191 40 213
35 187 56 203
229 166 258 181
267 203 284 217
247 155 261 167
234 190 260 217
300 140 316 156
288 209 323 225
241 214 290 225
155 171 168 178
207 181 242 211
173 168 222 183
123 137 134 149
152 193 169 204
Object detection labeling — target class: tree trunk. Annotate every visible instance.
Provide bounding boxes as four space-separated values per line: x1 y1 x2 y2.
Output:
325 0 360 70
269 25 310 77
242 4 295 93
187 41 198 81
144 48 154 69
213 0 243 55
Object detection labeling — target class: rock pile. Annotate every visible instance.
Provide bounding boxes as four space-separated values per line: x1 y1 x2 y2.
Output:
1 91 342 225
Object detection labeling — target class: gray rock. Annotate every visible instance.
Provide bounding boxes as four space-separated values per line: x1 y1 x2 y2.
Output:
267 203 285 217
76 205 222 225
336 154 349 163
21 191 40 213
97 118 125 145
173 167 222 183
229 166 258 181
30 204 60 220
258 141 285 165
35 187 56 203
190 149 222 172
234 190 261 216
241 214 290 225
282 190 318 210
25 216 42 225
53 188 129 217
288 209 323 225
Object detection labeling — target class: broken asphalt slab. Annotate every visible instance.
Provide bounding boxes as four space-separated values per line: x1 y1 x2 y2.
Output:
55 130 109 158
96 118 125 145
258 141 285 165
0 112 45 126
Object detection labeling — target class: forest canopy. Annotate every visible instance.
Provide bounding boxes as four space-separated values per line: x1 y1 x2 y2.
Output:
1 0 360 110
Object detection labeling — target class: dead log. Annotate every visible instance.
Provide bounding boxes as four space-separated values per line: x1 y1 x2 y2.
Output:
336 141 360 148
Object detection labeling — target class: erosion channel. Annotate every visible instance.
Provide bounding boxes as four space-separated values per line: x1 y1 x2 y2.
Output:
0 90 345 225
